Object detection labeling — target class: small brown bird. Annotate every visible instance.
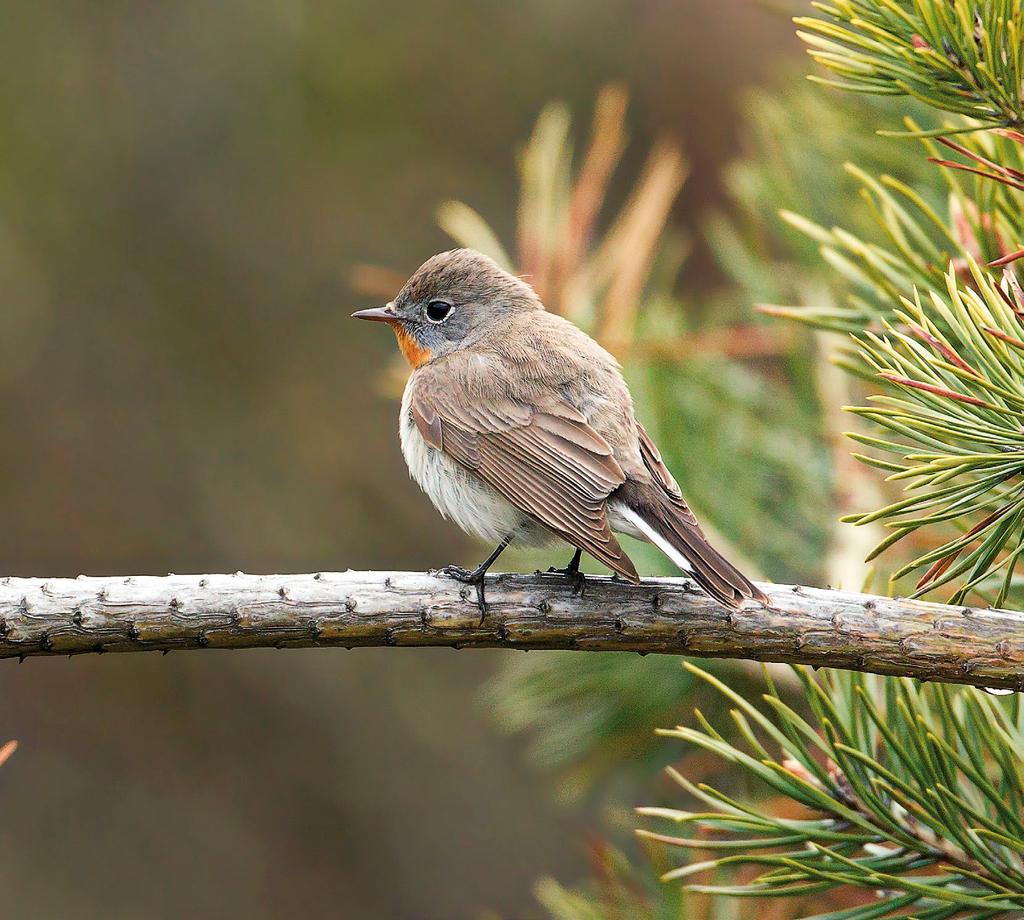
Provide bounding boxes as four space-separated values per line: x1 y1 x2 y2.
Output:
354 249 766 611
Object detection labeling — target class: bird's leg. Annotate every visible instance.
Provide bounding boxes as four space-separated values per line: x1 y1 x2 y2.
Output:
546 547 586 596
438 535 512 622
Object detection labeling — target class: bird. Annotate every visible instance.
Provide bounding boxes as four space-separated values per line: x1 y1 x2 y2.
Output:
353 248 767 613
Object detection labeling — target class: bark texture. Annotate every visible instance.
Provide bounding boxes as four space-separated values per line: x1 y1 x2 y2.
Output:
1 570 1023 689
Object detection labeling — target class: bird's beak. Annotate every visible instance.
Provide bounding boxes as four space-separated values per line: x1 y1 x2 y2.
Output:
351 303 399 324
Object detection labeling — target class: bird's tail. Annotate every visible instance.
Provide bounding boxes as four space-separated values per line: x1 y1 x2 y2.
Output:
614 484 767 609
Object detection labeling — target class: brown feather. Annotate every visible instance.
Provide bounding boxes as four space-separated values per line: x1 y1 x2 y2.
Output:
636 422 706 536
409 374 639 583
616 477 766 607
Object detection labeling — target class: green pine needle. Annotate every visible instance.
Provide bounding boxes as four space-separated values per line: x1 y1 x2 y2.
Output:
642 664 1024 917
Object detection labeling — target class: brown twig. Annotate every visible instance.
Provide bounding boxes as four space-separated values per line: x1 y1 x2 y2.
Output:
1 571 1024 690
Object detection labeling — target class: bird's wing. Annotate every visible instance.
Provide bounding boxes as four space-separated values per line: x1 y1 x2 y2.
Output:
635 421 706 538
409 377 639 582
629 422 766 607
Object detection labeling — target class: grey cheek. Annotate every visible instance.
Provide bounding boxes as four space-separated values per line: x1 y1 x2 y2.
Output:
444 315 472 341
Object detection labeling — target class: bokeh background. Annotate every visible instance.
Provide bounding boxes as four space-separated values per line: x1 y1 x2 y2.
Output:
0 2 804 917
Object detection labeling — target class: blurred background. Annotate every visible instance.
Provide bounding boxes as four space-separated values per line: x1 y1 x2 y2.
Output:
0 1 816 917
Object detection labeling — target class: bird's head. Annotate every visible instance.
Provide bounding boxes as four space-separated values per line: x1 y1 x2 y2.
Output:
352 248 542 367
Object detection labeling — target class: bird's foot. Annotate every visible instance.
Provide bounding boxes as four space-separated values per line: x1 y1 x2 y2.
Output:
544 564 586 597
439 564 476 581
438 564 488 623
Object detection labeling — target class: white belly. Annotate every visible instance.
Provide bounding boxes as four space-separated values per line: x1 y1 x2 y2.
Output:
399 384 550 546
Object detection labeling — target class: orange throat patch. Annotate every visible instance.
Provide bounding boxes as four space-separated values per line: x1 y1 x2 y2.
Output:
392 324 431 368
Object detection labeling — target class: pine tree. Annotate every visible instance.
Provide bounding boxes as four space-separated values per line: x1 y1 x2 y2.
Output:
360 3 1024 915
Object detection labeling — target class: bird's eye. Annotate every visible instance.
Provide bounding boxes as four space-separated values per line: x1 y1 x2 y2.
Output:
425 300 453 323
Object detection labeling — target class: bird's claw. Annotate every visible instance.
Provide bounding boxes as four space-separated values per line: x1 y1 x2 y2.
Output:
438 564 488 623
545 565 586 596
439 564 475 581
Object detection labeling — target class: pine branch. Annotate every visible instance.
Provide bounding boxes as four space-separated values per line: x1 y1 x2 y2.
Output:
797 1 1024 130
640 664 1024 918
2 570 1024 688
